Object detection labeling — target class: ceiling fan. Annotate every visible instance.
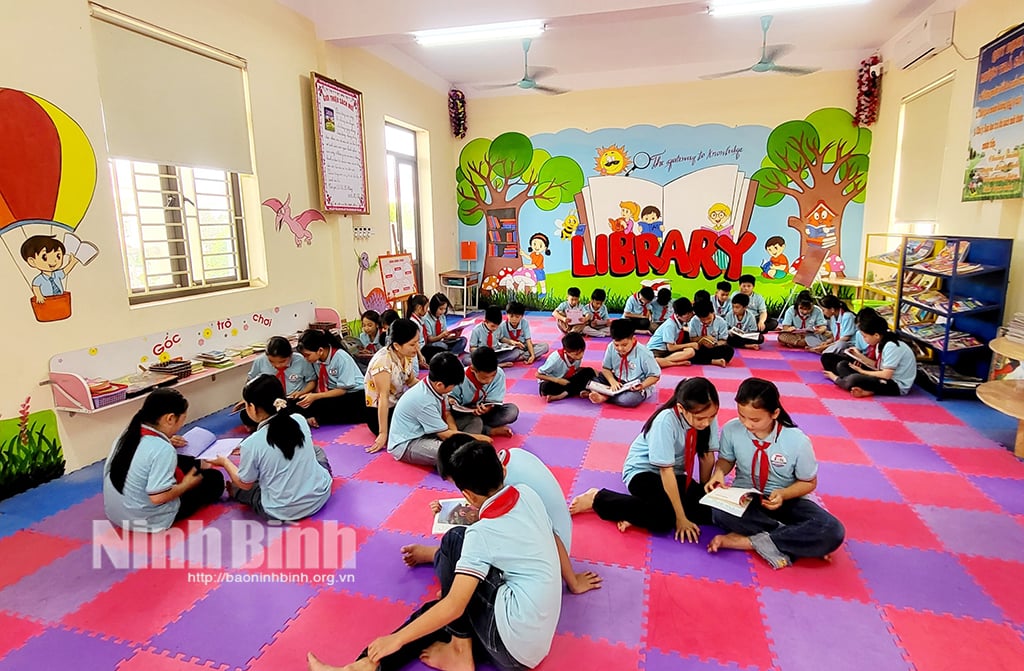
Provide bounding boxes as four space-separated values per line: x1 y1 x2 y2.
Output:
700 15 821 80
479 38 568 95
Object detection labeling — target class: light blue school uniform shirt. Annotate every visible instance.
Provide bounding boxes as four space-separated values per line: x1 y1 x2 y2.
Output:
725 309 758 332
469 322 501 349
237 413 331 521
623 293 649 317
880 339 918 394
555 299 581 314
500 448 572 551
732 291 767 318
499 318 533 345
33 270 66 296
582 301 609 322
248 353 315 395
451 366 507 406
410 315 427 349
103 430 179 532
456 485 560 668
538 350 580 379
688 315 729 342
718 418 819 493
647 317 688 351
650 301 671 323
781 305 827 330
358 330 383 352
316 348 364 391
387 381 449 460
853 330 870 354
622 410 720 486
829 310 858 340
602 342 660 395
711 294 730 318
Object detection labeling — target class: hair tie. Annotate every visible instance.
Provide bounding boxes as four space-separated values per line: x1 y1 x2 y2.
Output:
273 398 288 411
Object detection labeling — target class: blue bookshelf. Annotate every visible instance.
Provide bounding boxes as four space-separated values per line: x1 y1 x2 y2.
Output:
897 236 1013 399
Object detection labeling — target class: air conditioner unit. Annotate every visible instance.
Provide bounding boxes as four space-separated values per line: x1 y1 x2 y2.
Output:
892 12 955 70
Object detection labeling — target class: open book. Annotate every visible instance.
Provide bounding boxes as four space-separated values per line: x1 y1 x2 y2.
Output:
587 379 641 396
699 486 761 517
178 427 243 460
843 348 878 371
432 498 479 534
565 307 586 325
450 401 495 414
729 327 761 341
579 166 754 244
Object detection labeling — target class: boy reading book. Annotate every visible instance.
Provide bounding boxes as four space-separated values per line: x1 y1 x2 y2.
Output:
581 288 611 337
688 301 734 367
650 287 673 331
733 274 777 332
725 293 764 349
711 281 732 319
449 347 519 438
536 332 597 402
553 287 586 334
470 307 518 365
646 297 697 368
499 301 549 364
622 286 656 334
589 320 661 408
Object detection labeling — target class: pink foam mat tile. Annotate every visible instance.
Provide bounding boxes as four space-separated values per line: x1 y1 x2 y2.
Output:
817 496 943 550
0 530 83 590
959 555 1024 622
581 440 631 472
535 634 641 671
810 437 873 465
752 545 872 602
935 447 1024 478
884 469 1003 512
882 607 1024 671
0 611 45 663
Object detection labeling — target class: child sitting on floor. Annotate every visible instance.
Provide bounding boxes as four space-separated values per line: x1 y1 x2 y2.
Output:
308 441 562 671
401 434 602 595
214 374 332 521
536 332 597 402
811 295 856 354
650 287 673 331
355 310 384 370
733 274 777 332
705 377 845 569
688 300 734 367
470 306 519 366
388 352 491 467
581 288 611 337
238 336 315 429
450 347 519 438
647 297 697 368
725 293 764 350
500 301 549 364
589 319 661 408
421 293 469 360
711 281 732 319
295 329 366 428
622 286 656 334
778 291 828 349
824 315 917 398
553 287 585 334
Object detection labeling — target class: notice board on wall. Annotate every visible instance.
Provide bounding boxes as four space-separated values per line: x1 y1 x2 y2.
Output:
378 253 418 303
311 72 369 214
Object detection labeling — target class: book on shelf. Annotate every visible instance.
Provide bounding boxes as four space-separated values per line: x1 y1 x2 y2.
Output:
918 364 983 389
871 238 937 266
912 241 971 274
1005 313 1024 344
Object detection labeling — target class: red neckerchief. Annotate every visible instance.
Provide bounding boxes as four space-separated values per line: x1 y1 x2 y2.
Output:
635 293 650 318
498 448 512 466
833 310 844 339
365 332 379 353
675 317 688 344
558 349 578 378
412 315 427 339
479 486 520 519
466 367 487 404
275 366 287 390
617 341 636 380
425 382 448 420
751 422 782 492
700 321 709 338
506 320 522 341
142 426 182 482
674 408 698 490
434 315 443 336
317 348 336 393
865 343 877 363
799 313 808 330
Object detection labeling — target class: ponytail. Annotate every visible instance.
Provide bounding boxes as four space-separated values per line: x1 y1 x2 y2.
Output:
243 374 305 459
109 388 188 494
735 377 796 428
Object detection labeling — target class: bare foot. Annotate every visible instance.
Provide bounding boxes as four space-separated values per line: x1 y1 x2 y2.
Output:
850 387 874 398
712 358 727 368
589 392 609 404
579 390 591 399
569 488 599 515
306 417 320 429
419 638 475 671
750 344 761 350
544 392 568 403
616 520 632 533
401 544 439 567
823 371 839 382
489 426 513 438
499 362 514 368
707 533 754 553
307 652 374 671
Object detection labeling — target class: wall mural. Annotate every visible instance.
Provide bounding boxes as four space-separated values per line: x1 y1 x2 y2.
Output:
0 398 65 501
0 88 99 323
261 194 325 246
457 107 870 311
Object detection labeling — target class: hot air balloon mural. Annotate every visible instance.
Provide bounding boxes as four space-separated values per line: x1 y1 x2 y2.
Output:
0 88 100 322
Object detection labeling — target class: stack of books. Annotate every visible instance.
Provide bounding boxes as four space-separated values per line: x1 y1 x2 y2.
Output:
913 241 977 275
225 345 254 358
911 291 988 315
918 364 983 389
196 351 234 369
251 341 266 353
903 324 983 350
1006 313 1024 344
189 360 205 375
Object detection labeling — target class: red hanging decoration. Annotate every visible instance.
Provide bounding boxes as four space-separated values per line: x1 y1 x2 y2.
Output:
855 55 882 127
448 88 467 139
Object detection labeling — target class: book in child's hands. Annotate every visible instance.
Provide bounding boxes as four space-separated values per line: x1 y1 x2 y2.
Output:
728 327 761 341
843 348 878 370
699 486 762 517
493 342 516 353
586 379 641 396
565 307 586 325
450 401 495 414
432 498 480 534
178 427 243 460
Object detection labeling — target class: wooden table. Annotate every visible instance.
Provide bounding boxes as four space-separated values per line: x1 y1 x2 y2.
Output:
439 270 479 317
976 337 1024 458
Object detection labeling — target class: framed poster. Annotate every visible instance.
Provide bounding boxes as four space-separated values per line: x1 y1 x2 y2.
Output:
311 72 370 214
964 23 1024 201
378 253 418 303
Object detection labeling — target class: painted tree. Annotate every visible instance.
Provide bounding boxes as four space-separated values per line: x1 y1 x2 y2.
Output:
457 132 584 278
750 108 871 277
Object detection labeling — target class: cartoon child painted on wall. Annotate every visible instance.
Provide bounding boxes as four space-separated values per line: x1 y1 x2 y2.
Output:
22 236 79 304
522 232 551 297
760 236 790 279
704 202 733 271
609 201 640 234
637 205 664 239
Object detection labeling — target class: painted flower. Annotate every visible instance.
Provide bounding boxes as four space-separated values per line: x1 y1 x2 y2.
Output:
203 328 213 339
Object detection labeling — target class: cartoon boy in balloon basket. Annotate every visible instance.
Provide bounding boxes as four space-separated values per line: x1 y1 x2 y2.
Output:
20 235 92 304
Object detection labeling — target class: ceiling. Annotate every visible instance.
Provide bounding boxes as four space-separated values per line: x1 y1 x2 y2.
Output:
280 0 943 96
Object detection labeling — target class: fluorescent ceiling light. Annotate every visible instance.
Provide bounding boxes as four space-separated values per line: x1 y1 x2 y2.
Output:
413 19 545 47
709 0 870 17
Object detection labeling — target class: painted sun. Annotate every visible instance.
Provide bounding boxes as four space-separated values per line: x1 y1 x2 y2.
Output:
595 145 630 176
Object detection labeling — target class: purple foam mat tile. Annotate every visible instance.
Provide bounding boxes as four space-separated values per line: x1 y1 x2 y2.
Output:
311 480 413 528
904 422 1002 449
821 398 895 421
542 397 605 417
556 560 645 646
320 442 377 478
790 413 850 438
846 540 1003 620
857 440 956 473
968 476 1024 515
744 357 794 370
798 369 830 385
773 381 817 398
150 578 318 668
166 505 271 566
814 463 904 502
759 588 911 671
509 411 541 435
0 626 133 671
333 529 437 604
693 365 753 379
592 418 646 443
649 527 754 586
29 493 107 542
310 423 356 444
645 650 759 671
914 505 1024 561
571 469 629 497
510 377 542 394
521 436 589 469
0 545 131 623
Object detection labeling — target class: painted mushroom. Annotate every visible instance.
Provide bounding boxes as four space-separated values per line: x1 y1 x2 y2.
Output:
495 267 516 292
825 254 846 276
510 267 538 294
481 274 500 293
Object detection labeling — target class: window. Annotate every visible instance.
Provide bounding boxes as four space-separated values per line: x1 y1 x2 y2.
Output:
385 123 423 289
111 159 249 303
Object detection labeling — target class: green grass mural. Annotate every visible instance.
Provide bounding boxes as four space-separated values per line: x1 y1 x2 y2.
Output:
0 399 65 501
